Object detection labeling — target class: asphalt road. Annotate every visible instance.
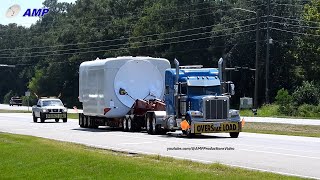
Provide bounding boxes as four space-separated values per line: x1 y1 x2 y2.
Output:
0 113 319 179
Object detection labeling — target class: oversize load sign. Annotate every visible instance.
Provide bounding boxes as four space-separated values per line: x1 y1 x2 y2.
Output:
194 122 239 133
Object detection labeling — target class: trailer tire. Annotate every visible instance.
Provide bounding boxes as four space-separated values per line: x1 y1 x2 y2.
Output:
123 117 128 131
55 119 59 122
146 114 152 134
127 116 133 131
84 115 88 128
230 132 239 138
79 114 84 127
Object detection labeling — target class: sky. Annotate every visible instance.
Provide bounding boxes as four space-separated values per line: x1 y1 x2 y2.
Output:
0 0 77 27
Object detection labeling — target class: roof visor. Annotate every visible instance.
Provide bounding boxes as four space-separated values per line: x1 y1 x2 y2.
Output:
186 77 220 86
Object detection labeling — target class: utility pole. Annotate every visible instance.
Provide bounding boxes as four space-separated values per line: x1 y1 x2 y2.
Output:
265 0 271 104
254 10 260 109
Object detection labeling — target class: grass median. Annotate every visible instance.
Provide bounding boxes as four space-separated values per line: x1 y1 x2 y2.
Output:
243 122 320 137
0 133 303 180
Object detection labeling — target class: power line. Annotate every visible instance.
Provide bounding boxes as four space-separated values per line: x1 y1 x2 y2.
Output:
271 27 320 36
271 15 320 24
0 17 258 53
0 29 262 59
271 21 320 29
17 23 257 56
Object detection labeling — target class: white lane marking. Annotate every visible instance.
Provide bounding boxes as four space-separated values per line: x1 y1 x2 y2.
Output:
120 142 154 145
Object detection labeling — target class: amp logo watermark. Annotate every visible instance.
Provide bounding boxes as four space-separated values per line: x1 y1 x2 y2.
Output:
5 4 50 18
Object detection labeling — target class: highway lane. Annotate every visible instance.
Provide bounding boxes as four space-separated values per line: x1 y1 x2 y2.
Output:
2 104 320 125
0 104 82 113
0 113 319 179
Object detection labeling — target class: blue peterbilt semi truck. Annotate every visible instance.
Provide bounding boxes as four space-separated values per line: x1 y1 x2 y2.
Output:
144 58 242 138
79 56 242 138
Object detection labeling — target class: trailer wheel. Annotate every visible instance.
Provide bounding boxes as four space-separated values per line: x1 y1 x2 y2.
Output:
127 116 133 131
122 117 128 131
79 114 84 127
84 115 88 128
55 119 59 122
146 114 152 134
230 132 239 138
32 112 37 123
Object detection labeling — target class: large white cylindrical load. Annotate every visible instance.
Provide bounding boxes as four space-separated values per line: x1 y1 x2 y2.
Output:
79 56 170 118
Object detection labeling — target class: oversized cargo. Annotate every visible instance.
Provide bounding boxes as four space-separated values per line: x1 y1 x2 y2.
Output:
79 56 171 118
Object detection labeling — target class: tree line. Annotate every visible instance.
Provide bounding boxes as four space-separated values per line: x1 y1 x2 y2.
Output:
0 0 319 108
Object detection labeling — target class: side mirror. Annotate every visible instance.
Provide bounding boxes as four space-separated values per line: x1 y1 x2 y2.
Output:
37 104 41 107
230 83 235 95
64 103 67 106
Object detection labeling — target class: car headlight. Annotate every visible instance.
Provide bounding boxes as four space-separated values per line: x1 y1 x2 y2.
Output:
42 109 47 112
63 108 67 112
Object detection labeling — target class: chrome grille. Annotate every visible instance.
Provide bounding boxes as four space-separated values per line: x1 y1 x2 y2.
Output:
204 98 228 120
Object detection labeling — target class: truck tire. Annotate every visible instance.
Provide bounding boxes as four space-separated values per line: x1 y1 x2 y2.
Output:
122 117 128 131
63 118 67 123
55 119 59 122
182 115 194 138
33 113 37 123
230 132 239 138
147 113 160 135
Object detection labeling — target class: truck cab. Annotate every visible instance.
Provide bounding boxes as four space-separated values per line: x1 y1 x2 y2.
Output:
158 59 241 137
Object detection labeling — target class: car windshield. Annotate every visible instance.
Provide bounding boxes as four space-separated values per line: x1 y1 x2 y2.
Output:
42 100 63 106
188 86 220 96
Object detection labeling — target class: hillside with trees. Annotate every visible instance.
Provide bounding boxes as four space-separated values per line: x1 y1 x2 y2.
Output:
0 0 319 110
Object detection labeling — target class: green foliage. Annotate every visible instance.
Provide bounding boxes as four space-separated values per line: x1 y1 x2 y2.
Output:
296 104 320 118
292 81 320 106
0 0 319 108
3 90 15 104
21 96 38 106
275 88 294 115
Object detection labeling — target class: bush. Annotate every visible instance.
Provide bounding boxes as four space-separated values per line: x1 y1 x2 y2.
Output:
21 96 38 106
296 104 320 117
3 90 15 104
292 81 320 106
275 88 294 115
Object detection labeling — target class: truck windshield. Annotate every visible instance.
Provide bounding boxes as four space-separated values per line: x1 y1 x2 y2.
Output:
188 86 220 96
43 100 63 106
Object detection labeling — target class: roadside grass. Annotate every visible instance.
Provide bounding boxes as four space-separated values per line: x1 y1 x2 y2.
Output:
243 122 320 137
0 133 303 180
67 113 78 119
0 109 30 113
240 104 320 119
240 104 280 117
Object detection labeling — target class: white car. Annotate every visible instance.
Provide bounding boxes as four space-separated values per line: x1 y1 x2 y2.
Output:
32 98 68 123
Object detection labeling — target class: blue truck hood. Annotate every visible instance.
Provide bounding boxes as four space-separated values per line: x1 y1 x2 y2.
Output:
188 95 207 111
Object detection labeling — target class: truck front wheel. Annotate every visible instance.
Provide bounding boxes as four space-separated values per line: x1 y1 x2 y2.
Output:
230 132 239 138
